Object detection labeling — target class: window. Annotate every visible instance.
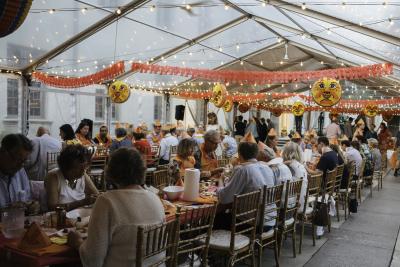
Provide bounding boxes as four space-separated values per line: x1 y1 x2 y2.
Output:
154 95 162 120
29 81 44 118
7 79 19 116
95 89 105 120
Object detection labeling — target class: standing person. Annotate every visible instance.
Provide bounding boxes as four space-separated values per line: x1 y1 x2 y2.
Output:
26 128 62 181
325 115 341 145
0 134 34 208
258 118 268 143
60 124 81 147
234 115 246 141
67 148 165 267
110 128 132 153
146 120 162 146
93 125 112 148
378 122 392 153
245 117 259 143
159 125 179 165
266 118 274 133
344 117 354 140
75 121 94 146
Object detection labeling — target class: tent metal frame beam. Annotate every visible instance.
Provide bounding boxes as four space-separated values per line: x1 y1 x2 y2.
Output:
268 0 400 47
113 14 249 81
252 15 399 68
22 0 151 74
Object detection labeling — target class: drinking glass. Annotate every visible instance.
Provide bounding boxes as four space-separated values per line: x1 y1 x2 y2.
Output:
1 207 25 239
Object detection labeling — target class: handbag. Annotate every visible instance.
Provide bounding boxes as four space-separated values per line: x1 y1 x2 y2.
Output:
349 198 358 213
312 201 329 226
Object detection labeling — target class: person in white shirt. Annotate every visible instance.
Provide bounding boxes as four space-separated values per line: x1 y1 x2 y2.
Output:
159 125 179 165
25 127 62 181
282 142 308 212
341 140 362 178
68 148 165 267
325 116 341 145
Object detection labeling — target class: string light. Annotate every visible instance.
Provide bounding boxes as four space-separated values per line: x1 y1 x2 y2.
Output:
185 4 191 10
116 8 122 15
150 5 155 12
81 8 87 14
224 4 229 10
48 9 55 14
301 3 306 10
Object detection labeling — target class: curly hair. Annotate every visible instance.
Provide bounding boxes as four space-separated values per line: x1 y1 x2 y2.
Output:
57 144 90 174
177 138 196 158
105 148 146 187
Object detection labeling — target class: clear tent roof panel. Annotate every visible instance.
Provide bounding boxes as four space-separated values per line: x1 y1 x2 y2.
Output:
0 0 110 69
200 19 278 59
293 0 400 38
283 11 400 65
228 0 302 30
125 0 243 40
40 16 187 74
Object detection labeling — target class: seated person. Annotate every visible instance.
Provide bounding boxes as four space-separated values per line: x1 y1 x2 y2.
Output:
110 128 132 153
257 145 293 185
341 140 362 180
68 148 165 267
75 121 95 146
170 139 196 184
132 132 153 166
45 145 99 211
194 130 220 172
368 138 382 171
93 125 112 148
0 134 34 208
60 124 81 147
215 140 274 230
221 130 238 158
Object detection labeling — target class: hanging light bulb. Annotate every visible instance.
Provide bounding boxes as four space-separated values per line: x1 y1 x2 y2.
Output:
301 3 306 10
283 43 289 60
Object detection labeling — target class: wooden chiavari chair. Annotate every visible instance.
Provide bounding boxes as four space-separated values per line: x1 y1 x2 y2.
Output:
363 161 375 197
256 184 284 266
217 158 230 168
136 215 180 267
175 204 217 267
339 162 355 220
324 168 337 233
333 164 344 221
352 159 365 204
169 145 178 162
46 151 60 173
298 173 322 254
278 179 303 258
87 155 108 191
374 170 383 191
207 190 261 267
152 169 170 191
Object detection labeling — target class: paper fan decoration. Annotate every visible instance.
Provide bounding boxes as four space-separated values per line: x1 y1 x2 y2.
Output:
311 78 342 107
291 101 305 117
0 0 32 38
211 83 227 108
382 113 393 122
238 103 250 113
108 81 130 103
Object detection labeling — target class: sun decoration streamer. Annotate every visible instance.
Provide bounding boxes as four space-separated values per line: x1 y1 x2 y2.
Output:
210 83 227 108
31 62 125 88
311 78 342 107
0 0 33 37
131 62 393 84
363 104 378 117
291 101 305 116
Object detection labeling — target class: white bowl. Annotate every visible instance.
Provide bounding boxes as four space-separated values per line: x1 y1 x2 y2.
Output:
66 208 92 219
163 186 184 201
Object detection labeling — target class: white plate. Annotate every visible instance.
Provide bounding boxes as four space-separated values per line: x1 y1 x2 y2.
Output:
66 208 92 219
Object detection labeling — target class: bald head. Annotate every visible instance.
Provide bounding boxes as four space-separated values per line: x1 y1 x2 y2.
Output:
37 127 49 137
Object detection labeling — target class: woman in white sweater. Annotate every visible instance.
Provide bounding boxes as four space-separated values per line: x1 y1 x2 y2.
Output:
282 141 308 212
68 148 165 267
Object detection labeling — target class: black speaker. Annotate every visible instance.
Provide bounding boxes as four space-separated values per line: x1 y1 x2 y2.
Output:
175 105 185 121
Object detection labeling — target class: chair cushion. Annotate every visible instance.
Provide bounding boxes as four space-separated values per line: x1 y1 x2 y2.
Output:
339 188 351 193
89 168 104 175
261 229 275 239
285 218 295 226
298 207 313 216
208 230 250 251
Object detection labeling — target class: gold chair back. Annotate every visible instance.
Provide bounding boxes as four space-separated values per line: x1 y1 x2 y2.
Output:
152 169 170 191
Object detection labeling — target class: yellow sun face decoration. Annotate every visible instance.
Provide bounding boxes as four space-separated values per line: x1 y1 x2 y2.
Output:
108 81 130 103
211 83 227 108
311 78 342 107
364 104 378 117
291 101 305 117
223 99 233 112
